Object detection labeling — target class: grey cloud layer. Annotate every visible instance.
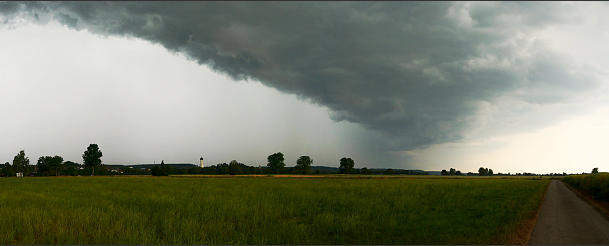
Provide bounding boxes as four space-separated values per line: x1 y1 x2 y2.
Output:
1 2 597 150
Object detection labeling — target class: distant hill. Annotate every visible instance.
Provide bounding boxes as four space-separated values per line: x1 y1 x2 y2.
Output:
312 166 429 175
105 163 432 174
425 171 442 176
369 168 429 175
105 163 197 169
311 166 339 174
106 164 338 171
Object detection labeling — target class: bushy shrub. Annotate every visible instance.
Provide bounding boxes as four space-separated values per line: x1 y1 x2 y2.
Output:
563 173 609 201
151 165 170 176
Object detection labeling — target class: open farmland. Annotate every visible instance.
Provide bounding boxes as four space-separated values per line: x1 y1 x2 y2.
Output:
0 176 548 244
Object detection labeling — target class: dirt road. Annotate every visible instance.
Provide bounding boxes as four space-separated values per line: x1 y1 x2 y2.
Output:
528 180 609 244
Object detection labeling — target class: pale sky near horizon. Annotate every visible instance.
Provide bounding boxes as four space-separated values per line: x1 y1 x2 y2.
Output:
1 2 609 174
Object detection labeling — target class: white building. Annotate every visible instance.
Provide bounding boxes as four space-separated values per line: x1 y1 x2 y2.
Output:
199 157 204 168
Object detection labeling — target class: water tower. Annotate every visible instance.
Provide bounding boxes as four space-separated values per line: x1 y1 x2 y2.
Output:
199 156 204 168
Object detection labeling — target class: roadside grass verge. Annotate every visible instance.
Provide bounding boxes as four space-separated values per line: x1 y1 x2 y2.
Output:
562 173 609 218
562 173 609 201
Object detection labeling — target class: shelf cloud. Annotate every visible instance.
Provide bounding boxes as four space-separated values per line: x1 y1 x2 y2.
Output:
1 2 601 152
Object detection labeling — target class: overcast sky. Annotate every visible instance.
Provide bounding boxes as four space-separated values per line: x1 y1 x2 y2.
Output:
1 2 609 173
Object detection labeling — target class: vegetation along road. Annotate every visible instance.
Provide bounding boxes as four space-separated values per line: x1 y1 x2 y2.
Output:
529 180 609 244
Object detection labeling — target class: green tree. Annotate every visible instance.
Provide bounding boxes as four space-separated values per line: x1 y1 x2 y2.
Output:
478 167 487 176
592 167 599 174
82 144 103 176
456 170 462 176
49 156 64 176
441 169 448 176
361 167 372 175
488 169 493 176
161 160 171 175
228 160 242 175
295 156 313 174
12 150 30 175
37 156 50 176
36 156 64 176
63 161 80 176
1 162 15 177
267 152 285 174
449 168 456 176
339 157 355 174
152 160 170 176
217 163 229 174
151 166 163 176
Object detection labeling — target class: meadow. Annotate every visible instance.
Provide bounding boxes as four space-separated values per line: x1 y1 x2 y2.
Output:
0 176 548 244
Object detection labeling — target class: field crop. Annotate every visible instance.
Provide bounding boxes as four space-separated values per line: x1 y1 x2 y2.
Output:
0 176 548 244
563 173 609 201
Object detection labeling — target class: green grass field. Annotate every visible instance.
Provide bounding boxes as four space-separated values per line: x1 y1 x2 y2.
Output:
0 176 548 244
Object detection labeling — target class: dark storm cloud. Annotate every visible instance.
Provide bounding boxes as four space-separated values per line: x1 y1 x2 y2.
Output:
1 2 597 150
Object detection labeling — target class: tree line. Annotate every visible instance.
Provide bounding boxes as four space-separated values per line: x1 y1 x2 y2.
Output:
3 145 594 177
439 167 499 176
1 146 393 177
439 166 596 176
1 144 104 177
152 153 366 176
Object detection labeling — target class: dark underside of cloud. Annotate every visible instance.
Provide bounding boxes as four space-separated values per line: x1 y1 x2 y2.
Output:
0 2 598 151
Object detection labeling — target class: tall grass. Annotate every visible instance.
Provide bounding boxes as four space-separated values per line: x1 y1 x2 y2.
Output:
0 176 547 244
563 173 609 201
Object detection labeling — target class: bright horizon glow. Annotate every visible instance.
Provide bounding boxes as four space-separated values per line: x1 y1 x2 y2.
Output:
406 107 609 174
